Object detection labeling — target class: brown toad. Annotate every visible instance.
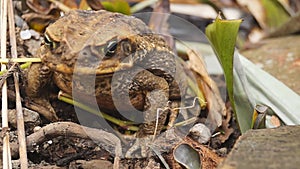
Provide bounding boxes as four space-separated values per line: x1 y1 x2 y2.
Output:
26 10 189 157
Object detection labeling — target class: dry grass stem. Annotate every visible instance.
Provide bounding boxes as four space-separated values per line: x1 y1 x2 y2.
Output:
0 58 41 64
8 0 28 168
1 0 12 168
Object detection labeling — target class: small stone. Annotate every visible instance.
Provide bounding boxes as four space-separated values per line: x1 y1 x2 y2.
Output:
47 140 53 144
189 123 211 144
8 108 41 128
29 29 40 39
14 14 28 28
20 29 31 40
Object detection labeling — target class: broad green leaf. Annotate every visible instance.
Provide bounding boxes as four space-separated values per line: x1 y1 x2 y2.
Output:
239 55 300 126
205 14 300 133
205 14 254 133
205 14 241 113
101 0 131 15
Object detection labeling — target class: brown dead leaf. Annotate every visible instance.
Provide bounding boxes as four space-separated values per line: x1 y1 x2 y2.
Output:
26 0 93 14
61 0 91 10
86 0 104 10
186 137 224 169
22 13 59 32
187 49 226 131
237 0 267 29
277 0 296 15
237 0 290 33
26 0 56 14
218 104 234 143
61 0 81 9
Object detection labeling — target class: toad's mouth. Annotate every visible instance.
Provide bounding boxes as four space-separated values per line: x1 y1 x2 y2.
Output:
46 61 134 75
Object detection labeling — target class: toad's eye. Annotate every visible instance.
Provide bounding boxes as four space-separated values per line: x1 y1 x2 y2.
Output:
44 33 58 50
104 40 118 57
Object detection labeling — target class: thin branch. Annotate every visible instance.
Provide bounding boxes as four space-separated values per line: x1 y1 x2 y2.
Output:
1 0 12 168
8 0 28 168
3 122 122 169
20 122 121 169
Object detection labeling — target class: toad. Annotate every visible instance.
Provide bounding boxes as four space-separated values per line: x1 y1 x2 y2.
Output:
26 10 189 158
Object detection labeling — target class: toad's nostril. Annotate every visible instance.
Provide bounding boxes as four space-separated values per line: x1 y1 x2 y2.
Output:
40 65 51 76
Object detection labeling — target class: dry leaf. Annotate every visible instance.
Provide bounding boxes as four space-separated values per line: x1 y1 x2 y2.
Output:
218 105 234 143
86 0 104 10
187 49 226 131
22 13 59 32
237 0 267 29
26 0 56 14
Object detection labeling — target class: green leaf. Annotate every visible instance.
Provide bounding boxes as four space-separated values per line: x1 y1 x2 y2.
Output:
205 14 241 112
268 10 300 37
261 0 290 30
205 14 300 133
101 0 131 15
206 14 253 133
239 55 300 126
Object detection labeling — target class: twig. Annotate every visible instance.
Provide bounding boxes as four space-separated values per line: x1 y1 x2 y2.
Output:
27 122 122 169
8 0 28 168
0 58 41 64
149 145 170 169
2 122 122 169
1 0 12 168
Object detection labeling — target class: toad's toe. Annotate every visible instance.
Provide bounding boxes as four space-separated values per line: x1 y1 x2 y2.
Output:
125 136 154 158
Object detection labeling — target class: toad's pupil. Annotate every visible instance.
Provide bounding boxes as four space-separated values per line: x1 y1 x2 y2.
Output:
105 41 118 57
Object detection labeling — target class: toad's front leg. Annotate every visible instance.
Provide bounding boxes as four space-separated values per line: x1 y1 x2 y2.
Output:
25 63 59 121
118 70 170 158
